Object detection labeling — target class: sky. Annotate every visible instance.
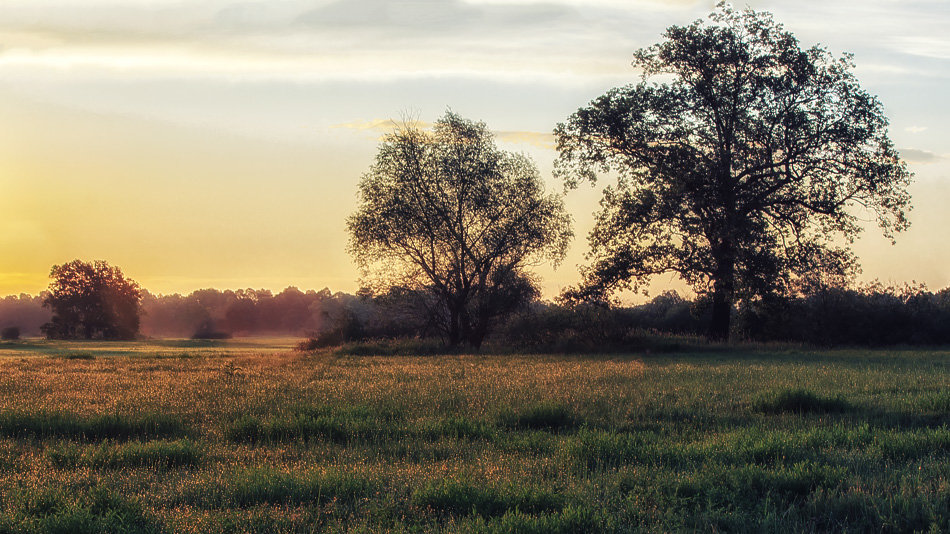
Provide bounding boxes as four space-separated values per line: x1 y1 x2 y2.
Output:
0 0 948 299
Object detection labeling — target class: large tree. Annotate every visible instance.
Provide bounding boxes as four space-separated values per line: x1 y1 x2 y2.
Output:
42 260 142 340
555 3 912 340
348 112 572 348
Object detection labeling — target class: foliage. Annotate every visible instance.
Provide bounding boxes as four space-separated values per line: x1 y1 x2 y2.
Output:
348 112 572 348
735 282 950 345
555 3 912 340
41 260 142 340
0 326 19 340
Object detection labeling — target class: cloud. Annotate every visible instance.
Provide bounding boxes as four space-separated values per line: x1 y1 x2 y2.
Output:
331 118 432 135
296 0 578 31
905 126 928 134
899 148 942 164
332 118 555 149
495 130 556 149
896 36 950 60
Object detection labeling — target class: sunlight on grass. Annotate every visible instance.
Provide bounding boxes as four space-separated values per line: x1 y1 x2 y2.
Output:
0 340 947 531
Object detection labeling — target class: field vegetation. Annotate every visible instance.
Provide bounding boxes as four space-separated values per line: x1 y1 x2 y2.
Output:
0 338 947 532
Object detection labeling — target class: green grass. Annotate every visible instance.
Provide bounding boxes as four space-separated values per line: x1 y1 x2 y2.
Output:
182 467 376 508
0 340 948 531
753 388 852 414
47 439 204 469
0 411 186 441
499 402 576 431
412 479 565 517
1 486 162 534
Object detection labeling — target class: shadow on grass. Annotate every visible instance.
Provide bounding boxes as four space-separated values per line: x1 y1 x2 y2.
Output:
753 389 852 415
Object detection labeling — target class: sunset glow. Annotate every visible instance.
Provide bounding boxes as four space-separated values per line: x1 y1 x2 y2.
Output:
2 0 947 297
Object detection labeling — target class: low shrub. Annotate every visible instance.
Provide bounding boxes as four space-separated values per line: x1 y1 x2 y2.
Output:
0 326 20 340
191 329 231 340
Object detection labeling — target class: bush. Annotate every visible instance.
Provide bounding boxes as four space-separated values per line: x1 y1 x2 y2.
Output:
191 328 231 340
0 326 19 340
295 330 343 351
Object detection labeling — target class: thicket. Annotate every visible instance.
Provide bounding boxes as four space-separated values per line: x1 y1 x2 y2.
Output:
0 282 947 347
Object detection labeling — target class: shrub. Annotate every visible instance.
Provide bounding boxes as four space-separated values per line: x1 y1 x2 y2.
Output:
295 330 342 351
61 352 95 360
191 328 231 340
0 326 19 340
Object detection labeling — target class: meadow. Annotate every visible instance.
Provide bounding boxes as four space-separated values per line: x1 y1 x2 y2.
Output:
0 338 947 532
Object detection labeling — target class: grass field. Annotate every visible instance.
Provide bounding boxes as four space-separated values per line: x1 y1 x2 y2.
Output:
0 338 948 532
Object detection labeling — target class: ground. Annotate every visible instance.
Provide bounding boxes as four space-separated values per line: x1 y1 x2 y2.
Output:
0 338 948 532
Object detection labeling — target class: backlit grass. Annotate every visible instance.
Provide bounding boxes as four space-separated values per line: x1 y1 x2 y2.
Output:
0 339 947 531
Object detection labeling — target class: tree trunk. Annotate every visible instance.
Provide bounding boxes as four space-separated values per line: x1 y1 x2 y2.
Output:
447 306 461 348
708 254 735 341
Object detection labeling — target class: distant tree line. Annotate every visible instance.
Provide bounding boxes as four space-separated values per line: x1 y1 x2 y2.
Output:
3 279 949 347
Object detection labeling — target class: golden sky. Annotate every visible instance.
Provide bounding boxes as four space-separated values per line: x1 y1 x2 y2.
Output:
1 0 948 298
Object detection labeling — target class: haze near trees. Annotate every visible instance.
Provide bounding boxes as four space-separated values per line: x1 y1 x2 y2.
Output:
555 3 913 340
347 112 572 348
42 260 142 340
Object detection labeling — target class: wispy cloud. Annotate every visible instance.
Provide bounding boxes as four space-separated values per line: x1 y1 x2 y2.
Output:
495 130 556 149
0 0 695 82
905 126 929 134
332 118 555 149
900 147 943 164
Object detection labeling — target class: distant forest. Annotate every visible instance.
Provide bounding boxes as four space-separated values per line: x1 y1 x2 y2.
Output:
3 282 949 347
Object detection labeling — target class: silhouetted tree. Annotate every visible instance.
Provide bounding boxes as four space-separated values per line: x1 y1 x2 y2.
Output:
555 3 912 340
41 260 142 340
348 112 572 348
1 326 20 340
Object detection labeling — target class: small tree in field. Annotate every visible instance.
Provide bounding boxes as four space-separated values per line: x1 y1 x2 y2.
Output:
555 3 912 340
348 112 572 348
42 260 142 340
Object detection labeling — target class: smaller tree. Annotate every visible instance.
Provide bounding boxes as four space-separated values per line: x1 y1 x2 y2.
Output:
348 112 572 348
42 260 142 340
1 326 20 340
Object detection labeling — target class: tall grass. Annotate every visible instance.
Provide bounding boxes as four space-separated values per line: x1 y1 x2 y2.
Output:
0 340 947 531
0 410 186 441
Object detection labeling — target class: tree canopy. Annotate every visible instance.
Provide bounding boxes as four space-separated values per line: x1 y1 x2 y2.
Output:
348 112 572 348
42 260 142 340
555 3 912 340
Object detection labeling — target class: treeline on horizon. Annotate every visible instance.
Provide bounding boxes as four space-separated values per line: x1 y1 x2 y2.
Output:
2 281 950 347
